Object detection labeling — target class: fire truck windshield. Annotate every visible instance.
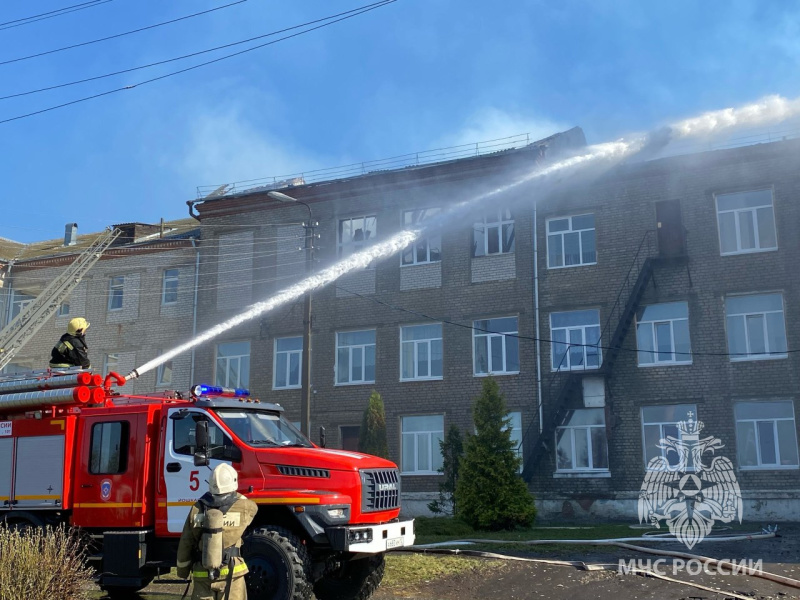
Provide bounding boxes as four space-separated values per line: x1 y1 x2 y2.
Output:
214 409 312 448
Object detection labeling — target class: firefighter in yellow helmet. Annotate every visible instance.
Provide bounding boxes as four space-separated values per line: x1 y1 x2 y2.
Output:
176 464 258 600
49 317 91 369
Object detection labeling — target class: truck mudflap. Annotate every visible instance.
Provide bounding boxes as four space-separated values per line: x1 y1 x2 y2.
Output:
326 519 415 553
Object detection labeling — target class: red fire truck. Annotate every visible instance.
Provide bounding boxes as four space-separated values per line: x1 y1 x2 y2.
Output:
0 370 414 600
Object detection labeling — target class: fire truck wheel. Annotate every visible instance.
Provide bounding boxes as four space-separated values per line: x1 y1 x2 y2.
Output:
0 511 44 532
242 526 312 600
312 554 385 600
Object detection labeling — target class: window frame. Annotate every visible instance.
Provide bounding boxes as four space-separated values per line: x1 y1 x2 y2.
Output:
103 353 119 374
554 409 609 473
472 316 520 376
162 269 179 305
715 188 778 256
635 302 692 367
401 414 445 475
508 411 523 473
57 302 70 317
400 323 443 381
214 341 251 388
472 209 515 257
335 329 376 386
89 421 130 474
640 404 698 470
734 401 799 470
401 208 442 266
273 336 303 390
108 276 125 311
725 293 787 362
337 215 377 266
156 351 173 387
546 214 597 269
550 310 602 372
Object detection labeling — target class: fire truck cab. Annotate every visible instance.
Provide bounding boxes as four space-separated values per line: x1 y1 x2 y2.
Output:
0 371 414 600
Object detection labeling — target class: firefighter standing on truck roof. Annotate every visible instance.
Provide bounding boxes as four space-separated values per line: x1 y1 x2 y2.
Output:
49 317 91 369
177 463 258 600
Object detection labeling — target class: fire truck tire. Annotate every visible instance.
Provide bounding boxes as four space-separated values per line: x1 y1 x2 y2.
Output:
0 511 44 532
242 526 312 600
312 554 385 600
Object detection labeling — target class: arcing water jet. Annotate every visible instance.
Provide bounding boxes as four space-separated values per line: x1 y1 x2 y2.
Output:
126 93 800 382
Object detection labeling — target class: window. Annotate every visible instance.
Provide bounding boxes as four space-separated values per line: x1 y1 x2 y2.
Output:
402 208 441 265
735 402 799 469
340 425 360 451
555 409 608 472
716 189 777 255
90 421 129 474
508 411 523 472
274 337 302 389
173 415 234 459
10 291 33 320
473 317 519 375
58 302 70 317
401 324 443 380
547 214 596 268
550 310 601 371
338 216 377 260
401 415 444 474
162 269 179 305
156 352 173 387
215 341 250 388
104 353 119 374
725 294 787 361
636 302 691 366
641 404 697 468
473 209 514 257
336 330 376 385
108 276 124 311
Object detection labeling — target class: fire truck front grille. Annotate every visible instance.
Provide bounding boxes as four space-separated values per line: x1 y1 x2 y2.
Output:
360 469 400 512
277 465 330 478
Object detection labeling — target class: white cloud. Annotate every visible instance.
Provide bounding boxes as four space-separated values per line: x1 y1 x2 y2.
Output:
436 107 572 149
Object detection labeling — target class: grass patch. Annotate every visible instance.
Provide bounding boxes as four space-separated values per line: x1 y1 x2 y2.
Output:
383 553 502 593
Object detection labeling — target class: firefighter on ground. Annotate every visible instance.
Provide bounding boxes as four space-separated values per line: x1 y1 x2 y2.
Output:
49 317 91 369
176 463 258 600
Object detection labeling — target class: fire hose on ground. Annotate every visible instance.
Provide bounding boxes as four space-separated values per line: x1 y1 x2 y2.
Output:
399 528 800 597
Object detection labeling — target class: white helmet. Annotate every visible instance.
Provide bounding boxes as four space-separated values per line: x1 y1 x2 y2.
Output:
209 463 238 495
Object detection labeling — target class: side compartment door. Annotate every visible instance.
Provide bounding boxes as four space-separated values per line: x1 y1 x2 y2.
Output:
0 437 13 509
15 435 64 508
72 416 136 527
162 409 232 533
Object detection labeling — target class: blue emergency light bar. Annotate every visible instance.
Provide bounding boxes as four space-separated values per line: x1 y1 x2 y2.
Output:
191 384 251 398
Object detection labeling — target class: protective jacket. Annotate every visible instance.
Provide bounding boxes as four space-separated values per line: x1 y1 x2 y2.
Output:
49 333 90 368
176 492 258 584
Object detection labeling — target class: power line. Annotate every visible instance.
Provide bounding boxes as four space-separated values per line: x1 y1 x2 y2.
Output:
0 0 248 66
0 0 112 32
0 0 395 101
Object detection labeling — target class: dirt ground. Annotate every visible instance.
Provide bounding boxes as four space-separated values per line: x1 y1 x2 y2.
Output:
375 525 800 600
128 525 800 600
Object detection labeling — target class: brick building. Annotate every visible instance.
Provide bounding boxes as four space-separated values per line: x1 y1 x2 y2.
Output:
2 131 798 521
190 133 800 520
0 220 201 395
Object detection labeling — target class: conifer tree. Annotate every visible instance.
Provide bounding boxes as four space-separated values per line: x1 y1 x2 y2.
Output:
428 424 464 515
455 377 536 530
358 390 389 459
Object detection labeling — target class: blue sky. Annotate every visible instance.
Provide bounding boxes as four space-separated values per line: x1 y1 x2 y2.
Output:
1 0 799 243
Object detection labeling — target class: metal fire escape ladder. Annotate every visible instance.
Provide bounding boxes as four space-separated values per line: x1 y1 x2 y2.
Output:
0 228 121 371
521 230 657 482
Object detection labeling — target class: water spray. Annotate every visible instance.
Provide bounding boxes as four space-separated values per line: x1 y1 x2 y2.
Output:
126 94 800 381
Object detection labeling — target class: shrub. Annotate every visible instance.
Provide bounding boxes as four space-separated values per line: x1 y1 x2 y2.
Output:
358 390 389 458
455 377 536 530
0 524 94 600
428 424 464 515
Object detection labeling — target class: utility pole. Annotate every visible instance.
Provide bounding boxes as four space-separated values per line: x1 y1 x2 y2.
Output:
268 191 315 438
